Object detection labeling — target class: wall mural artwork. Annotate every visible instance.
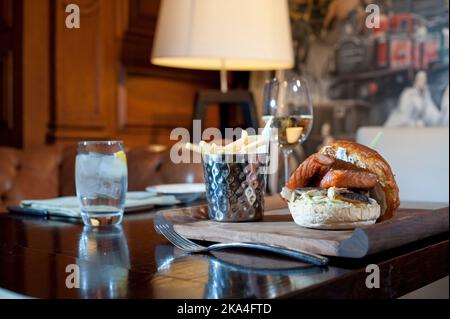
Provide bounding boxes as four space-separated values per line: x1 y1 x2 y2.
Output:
288 0 449 134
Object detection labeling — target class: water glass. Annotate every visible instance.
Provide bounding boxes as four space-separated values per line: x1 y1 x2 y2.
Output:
75 141 128 226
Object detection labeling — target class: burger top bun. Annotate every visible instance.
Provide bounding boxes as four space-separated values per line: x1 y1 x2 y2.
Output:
318 140 399 221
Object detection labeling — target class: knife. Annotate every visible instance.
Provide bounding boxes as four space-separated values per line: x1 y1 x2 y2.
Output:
7 206 49 217
7 206 82 222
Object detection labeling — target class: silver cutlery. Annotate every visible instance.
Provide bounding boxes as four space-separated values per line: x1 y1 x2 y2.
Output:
154 214 329 266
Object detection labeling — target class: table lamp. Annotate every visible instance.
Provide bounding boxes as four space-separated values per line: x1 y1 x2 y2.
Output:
151 0 294 132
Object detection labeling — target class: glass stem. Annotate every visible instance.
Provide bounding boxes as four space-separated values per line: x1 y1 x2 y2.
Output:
283 148 293 184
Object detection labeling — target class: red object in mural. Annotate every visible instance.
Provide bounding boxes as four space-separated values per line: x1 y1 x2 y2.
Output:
389 35 413 70
372 14 390 34
390 13 415 33
376 36 389 68
368 82 379 96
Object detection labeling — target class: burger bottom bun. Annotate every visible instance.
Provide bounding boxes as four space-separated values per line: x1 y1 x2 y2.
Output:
288 201 381 230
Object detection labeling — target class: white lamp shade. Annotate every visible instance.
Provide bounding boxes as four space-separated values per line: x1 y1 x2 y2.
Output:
151 0 294 71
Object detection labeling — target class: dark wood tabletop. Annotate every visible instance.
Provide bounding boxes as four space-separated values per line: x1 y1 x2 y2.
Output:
0 201 448 299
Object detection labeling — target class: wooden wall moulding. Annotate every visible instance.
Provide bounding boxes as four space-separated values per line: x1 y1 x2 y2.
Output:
0 0 23 147
50 0 117 141
0 51 13 130
0 0 12 30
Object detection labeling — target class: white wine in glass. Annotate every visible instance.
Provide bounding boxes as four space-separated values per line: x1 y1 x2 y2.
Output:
271 115 313 146
263 77 314 184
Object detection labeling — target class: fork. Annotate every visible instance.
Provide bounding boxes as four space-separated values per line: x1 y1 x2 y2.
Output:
154 214 329 266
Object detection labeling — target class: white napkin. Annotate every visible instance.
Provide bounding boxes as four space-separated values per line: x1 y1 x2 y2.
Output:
0 288 31 299
21 192 179 218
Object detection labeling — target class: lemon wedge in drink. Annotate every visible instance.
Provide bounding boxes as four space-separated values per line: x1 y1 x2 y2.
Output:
286 127 303 144
114 150 127 164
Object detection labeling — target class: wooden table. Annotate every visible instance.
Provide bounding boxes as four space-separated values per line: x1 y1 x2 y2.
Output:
0 201 448 299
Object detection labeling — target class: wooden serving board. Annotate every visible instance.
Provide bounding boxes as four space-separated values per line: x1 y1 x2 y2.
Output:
158 197 449 258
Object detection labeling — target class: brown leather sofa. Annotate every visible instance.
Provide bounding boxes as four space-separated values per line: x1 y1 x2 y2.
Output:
0 145 204 212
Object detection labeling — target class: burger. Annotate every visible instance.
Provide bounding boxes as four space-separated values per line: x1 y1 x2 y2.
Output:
280 140 399 229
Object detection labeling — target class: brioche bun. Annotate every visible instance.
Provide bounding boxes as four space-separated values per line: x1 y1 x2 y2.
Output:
318 140 399 221
288 200 380 230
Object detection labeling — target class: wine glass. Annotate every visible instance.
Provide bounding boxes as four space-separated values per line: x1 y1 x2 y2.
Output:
263 76 314 185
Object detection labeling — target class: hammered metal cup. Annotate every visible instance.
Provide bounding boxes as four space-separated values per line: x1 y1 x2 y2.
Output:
202 153 268 222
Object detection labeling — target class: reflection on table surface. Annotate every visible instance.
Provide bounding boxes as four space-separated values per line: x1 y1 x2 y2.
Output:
152 244 346 299
77 226 130 298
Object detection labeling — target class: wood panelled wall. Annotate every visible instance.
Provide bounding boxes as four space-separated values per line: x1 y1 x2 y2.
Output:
0 0 22 147
2 0 222 149
51 0 117 142
49 0 220 148
23 0 50 148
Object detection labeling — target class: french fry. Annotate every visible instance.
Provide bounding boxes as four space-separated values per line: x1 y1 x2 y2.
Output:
210 143 217 154
186 130 268 156
185 142 203 153
223 130 248 153
242 137 268 153
199 141 211 153
241 130 249 144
